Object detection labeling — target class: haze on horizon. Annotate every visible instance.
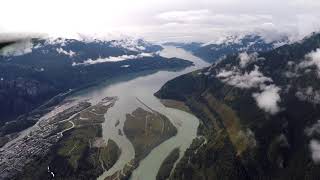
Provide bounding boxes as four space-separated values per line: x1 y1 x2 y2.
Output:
1 0 320 42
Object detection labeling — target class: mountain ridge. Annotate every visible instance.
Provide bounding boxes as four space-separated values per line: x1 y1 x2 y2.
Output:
155 32 320 179
164 34 289 63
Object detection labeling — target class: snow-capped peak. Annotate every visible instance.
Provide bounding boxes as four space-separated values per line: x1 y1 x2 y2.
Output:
202 34 288 48
110 37 150 52
202 35 245 47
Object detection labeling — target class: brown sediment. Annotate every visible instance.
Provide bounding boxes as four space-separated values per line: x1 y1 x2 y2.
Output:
104 100 177 180
160 99 192 113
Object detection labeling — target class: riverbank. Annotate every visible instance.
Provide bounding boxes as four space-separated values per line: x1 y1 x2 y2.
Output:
64 46 210 180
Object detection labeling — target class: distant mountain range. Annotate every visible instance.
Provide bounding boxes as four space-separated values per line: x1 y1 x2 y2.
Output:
0 37 192 145
165 34 289 63
156 32 320 179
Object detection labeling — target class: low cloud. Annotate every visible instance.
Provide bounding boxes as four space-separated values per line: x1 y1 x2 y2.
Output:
298 48 320 76
305 120 320 137
310 139 320 163
110 38 147 52
305 120 320 163
73 53 153 66
56 48 76 57
0 40 33 57
253 85 281 114
217 65 272 89
296 87 320 104
1 1 320 43
216 64 282 114
156 9 212 24
238 52 258 68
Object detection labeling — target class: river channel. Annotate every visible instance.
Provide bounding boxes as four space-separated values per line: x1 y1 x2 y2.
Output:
69 46 210 180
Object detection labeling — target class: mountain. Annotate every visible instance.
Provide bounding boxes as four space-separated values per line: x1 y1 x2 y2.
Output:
155 32 320 179
192 34 288 63
0 37 192 146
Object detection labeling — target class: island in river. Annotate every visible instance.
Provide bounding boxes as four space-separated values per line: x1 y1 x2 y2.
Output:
104 98 178 180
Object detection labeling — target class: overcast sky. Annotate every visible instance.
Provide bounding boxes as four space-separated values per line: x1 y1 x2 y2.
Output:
1 0 320 42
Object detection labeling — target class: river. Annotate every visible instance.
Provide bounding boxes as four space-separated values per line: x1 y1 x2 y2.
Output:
68 46 210 180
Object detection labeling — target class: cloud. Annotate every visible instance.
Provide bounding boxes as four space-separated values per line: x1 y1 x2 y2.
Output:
240 128 257 147
305 120 320 137
238 52 258 68
56 48 76 57
73 53 153 66
310 139 320 163
156 10 212 24
217 65 272 89
157 10 273 27
1 0 320 42
305 120 320 163
216 69 234 78
110 38 147 52
216 63 282 114
121 65 130 68
296 87 320 104
252 85 281 114
299 48 320 76
0 40 33 57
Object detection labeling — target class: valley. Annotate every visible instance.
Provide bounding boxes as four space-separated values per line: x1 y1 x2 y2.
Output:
2 0 320 179
0 38 192 149
0 46 210 180
2 32 320 180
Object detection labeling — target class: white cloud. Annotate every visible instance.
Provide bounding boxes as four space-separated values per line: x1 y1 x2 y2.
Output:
56 48 76 57
238 52 258 68
156 10 212 23
216 64 282 114
305 120 320 137
73 53 153 66
296 87 320 104
252 85 281 114
310 139 320 164
299 49 320 76
110 38 147 52
217 65 272 89
305 120 320 163
0 40 33 57
121 65 130 68
1 0 320 42
216 69 234 78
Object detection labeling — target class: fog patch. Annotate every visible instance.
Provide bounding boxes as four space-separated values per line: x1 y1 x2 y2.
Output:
253 85 281 114
242 128 257 148
56 48 76 57
310 140 320 163
305 120 320 163
238 52 258 68
296 87 320 104
217 65 272 89
73 53 153 66
298 49 320 77
45 37 68 46
121 65 130 68
216 64 281 114
0 40 34 57
305 120 320 137
110 38 147 52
